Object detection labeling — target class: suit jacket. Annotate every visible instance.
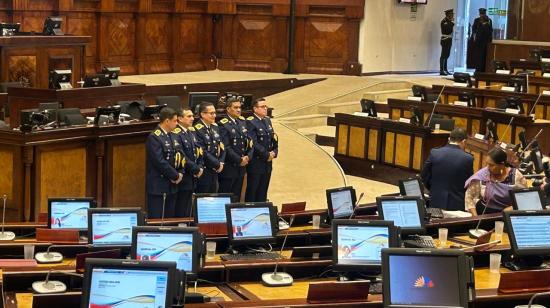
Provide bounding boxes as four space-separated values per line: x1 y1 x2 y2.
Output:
172 124 203 191
146 126 180 195
421 144 473 211
246 115 278 174
218 115 254 178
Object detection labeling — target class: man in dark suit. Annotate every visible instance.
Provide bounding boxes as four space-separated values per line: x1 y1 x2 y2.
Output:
421 128 473 211
218 97 253 199
194 102 225 193
245 98 278 202
173 108 203 217
145 107 183 219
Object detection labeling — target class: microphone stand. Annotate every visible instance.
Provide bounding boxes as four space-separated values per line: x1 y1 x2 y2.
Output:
425 85 446 128
261 215 295 287
0 195 15 241
161 193 167 226
525 291 550 308
32 269 83 294
35 244 90 264
469 181 496 238
348 193 365 219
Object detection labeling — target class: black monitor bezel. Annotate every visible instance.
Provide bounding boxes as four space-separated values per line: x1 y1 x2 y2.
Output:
326 186 357 220
131 226 201 275
225 202 278 246
83 74 111 88
381 248 471 308
192 193 234 224
376 196 426 235
47 197 96 231
80 258 176 308
398 177 425 199
88 207 144 247
458 91 476 107
510 187 546 211
504 210 550 256
332 219 399 272
188 92 219 114
530 149 544 173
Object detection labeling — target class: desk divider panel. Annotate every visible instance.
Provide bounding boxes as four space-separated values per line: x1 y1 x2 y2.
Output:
336 124 348 155
367 129 378 161
535 105 544 119
413 136 422 170
395 134 411 168
110 142 146 208
496 123 512 144
348 126 365 159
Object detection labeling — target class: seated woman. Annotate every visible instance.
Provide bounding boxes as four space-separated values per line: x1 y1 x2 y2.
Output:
464 147 527 216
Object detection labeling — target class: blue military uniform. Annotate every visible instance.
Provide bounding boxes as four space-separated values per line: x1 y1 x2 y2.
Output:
245 115 278 202
218 115 254 199
146 125 183 218
194 119 226 193
172 124 203 217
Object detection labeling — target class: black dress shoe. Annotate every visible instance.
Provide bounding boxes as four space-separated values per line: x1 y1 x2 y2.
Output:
445 70 452 75
439 71 447 76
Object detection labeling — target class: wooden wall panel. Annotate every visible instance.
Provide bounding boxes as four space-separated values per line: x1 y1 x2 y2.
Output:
348 126 365 158
413 136 422 170
110 143 146 208
63 12 98 74
99 13 137 74
173 13 213 72
367 129 377 161
384 132 395 164
336 124 348 155
36 146 87 214
394 134 410 168
137 13 172 74
0 150 14 208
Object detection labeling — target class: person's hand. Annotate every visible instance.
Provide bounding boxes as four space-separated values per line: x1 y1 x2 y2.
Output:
195 168 203 178
216 163 224 173
267 151 276 161
240 156 249 166
172 173 183 184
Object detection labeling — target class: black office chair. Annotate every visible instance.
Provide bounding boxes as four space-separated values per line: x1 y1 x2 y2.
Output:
155 96 181 111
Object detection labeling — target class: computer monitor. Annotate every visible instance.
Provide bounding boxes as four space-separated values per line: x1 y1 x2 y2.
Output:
48 70 72 89
81 258 175 308
156 96 181 111
142 105 166 120
493 60 508 72
101 66 121 86
505 210 550 257
376 196 425 235
188 92 219 114
382 248 474 308
0 23 20 36
94 106 121 125
530 48 542 61
411 85 428 101
504 96 525 114
510 188 546 210
332 219 399 273
192 193 233 224
453 72 472 87
542 62 550 75
429 117 455 131
131 226 200 275
398 178 424 198
88 208 143 247
458 91 476 107
360 99 377 117
241 94 253 110
484 119 498 142
48 198 95 231
225 203 278 246
530 148 544 173
326 186 357 220
508 76 527 93
410 106 422 126
83 74 111 88
43 16 63 35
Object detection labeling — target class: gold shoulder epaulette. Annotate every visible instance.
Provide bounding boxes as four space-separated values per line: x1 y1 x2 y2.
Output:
188 127 195 131
220 118 229 124
173 127 181 134
195 123 204 130
247 116 254 121
154 129 161 136
239 116 245 120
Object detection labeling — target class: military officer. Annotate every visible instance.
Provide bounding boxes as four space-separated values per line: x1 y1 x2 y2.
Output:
194 102 225 193
173 108 204 217
245 98 278 202
470 8 493 72
218 97 254 199
145 107 183 219
440 9 454 76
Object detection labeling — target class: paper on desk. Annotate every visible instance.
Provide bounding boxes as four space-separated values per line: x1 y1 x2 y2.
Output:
442 210 472 218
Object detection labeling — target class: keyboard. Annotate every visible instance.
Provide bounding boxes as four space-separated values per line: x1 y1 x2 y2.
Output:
220 252 281 261
403 235 436 248
426 207 444 219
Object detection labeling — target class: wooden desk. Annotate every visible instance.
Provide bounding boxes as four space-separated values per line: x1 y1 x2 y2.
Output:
0 35 90 89
333 113 448 173
474 72 550 94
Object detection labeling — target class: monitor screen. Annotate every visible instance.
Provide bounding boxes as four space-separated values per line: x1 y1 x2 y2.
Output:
378 198 422 230
226 203 277 245
84 260 174 308
509 213 550 253
400 179 423 198
511 189 544 210
90 210 141 246
387 255 461 306
194 194 232 223
133 227 198 273
326 187 356 219
337 225 388 266
48 198 94 230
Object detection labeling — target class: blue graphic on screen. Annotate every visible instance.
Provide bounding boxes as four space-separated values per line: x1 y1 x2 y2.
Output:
136 232 194 271
388 255 460 306
88 268 168 308
50 201 91 229
381 200 421 228
514 191 543 210
196 197 231 223
230 207 272 238
337 225 388 265
331 190 353 218
511 215 550 249
92 213 138 245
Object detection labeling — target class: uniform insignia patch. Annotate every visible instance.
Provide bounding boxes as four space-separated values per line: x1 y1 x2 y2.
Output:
247 116 254 121
154 129 161 136
195 124 204 130
220 118 229 124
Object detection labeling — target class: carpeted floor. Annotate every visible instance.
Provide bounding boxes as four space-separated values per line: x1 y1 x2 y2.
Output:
121 71 450 210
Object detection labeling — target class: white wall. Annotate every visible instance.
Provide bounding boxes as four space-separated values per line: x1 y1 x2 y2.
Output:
359 0 458 73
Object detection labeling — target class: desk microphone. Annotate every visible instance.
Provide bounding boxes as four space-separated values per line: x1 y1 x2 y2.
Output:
161 192 167 226
469 183 495 239
261 215 295 287
527 92 543 118
0 195 15 241
425 84 446 128
515 291 550 308
32 269 83 294
348 192 365 219
500 117 515 145
35 244 90 264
